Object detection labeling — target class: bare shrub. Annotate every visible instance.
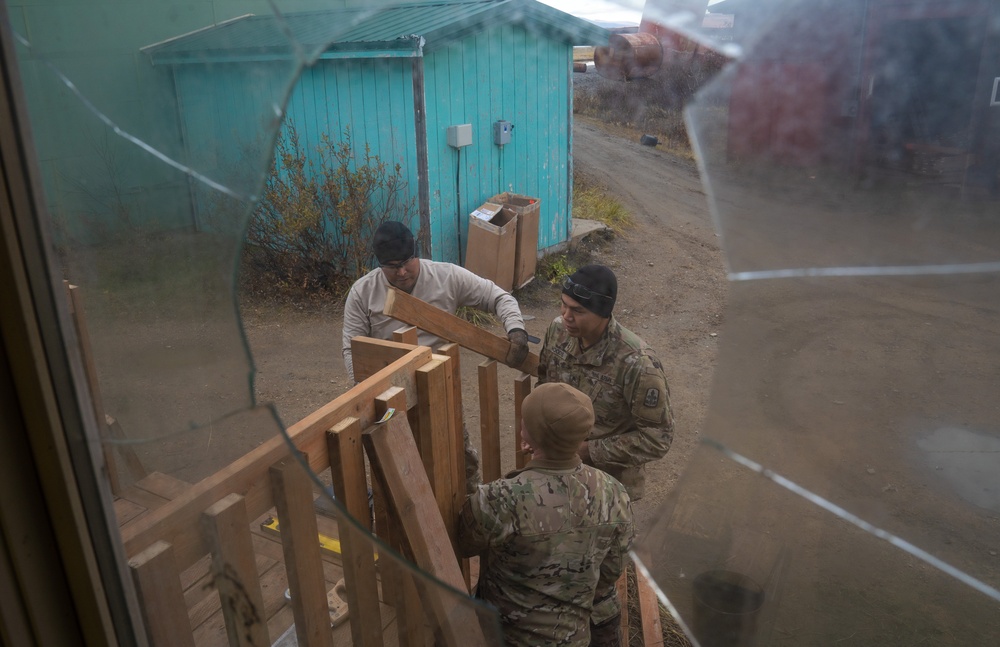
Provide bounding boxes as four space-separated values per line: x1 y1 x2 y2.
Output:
244 124 414 300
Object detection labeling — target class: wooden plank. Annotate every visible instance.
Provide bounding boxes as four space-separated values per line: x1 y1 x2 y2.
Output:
438 344 465 503
637 567 664 647
186 552 274 632
127 540 195 647
64 282 120 494
477 360 500 483
374 388 425 647
105 415 147 483
439 344 470 589
122 346 433 570
327 417 384 647
116 484 169 513
616 570 629 645
113 497 146 527
271 457 335 647
362 411 486 647
392 325 419 345
513 374 532 469
383 287 539 375
201 493 269 647
351 337 415 383
179 553 213 592
416 359 455 528
134 471 192 500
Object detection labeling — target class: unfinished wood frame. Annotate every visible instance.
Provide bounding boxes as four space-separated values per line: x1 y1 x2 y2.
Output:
119 324 539 645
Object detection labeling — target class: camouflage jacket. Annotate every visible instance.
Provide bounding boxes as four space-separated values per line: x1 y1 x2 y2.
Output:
537 316 674 499
457 457 634 647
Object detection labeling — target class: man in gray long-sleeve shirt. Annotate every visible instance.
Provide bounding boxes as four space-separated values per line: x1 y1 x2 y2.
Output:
342 221 530 490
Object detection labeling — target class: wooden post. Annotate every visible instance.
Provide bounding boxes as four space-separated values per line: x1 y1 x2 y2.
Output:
637 567 664 647
374 388 426 647
270 458 334 647
392 325 419 345
363 411 486 647
327 418 383 647
416 358 456 529
439 344 465 501
382 287 539 375
513 374 533 469
128 540 195 647
201 493 269 647
439 344 471 588
65 281 146 492
477 360 501 483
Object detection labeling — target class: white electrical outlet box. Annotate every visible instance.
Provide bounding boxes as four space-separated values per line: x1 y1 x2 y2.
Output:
447 124 473 148
493 120 512 146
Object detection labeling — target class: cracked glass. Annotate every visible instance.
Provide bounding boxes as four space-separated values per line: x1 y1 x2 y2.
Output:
8 0 1000 645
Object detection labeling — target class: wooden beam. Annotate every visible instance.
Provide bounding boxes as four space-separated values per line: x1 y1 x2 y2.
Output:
350 336 418 383
383 287 538 375
270 457 334 647
362 411 486 647
327 418 383 647
201 493 269 647
477 360 501 483
128 541 194 647
391 325 418 345
122 346 432 570
105 415 147 483
513 374 532 469
637 567 664 647
374 388 425 647
438 344 470 589
416 358 455 523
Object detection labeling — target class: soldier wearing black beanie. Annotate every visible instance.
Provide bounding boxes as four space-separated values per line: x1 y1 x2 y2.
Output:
562 264 617 318
538 263 674 500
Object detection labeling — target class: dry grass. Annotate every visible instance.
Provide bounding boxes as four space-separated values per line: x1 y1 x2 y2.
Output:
573 170 634 232
457 306 499 328
626 562 693 647
574 53 726 161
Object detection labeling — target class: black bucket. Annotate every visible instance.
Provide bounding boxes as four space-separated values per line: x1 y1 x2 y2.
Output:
692 570 765 647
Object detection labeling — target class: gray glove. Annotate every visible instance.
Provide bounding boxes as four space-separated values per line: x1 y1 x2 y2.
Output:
505 328 529 367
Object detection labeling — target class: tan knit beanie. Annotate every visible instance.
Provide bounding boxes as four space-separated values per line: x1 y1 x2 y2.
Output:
522 383 594 460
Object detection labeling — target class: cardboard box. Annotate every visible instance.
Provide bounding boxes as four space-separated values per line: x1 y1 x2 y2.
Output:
489 192 540 288
465 203 517 291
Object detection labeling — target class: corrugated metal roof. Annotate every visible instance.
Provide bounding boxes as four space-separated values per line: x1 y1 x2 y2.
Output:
144 0 610 64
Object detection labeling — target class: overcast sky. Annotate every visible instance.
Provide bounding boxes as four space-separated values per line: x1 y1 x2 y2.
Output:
539 0 725 25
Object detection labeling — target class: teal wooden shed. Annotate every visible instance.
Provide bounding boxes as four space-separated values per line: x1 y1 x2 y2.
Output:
144 0 609 264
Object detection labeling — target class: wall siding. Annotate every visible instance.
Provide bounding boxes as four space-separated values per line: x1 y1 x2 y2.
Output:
423 24 572 262
175 58 418 235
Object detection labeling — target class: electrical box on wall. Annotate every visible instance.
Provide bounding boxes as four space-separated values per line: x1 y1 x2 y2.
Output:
493 120 512 146
447 124 473 148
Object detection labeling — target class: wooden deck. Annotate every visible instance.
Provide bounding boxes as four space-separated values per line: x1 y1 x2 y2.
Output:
115 472 402 646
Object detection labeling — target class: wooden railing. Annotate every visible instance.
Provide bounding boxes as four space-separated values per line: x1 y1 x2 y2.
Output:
119 335 533 646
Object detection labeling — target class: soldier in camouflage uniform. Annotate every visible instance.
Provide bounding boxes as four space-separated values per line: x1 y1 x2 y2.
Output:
458 382 634 647
537 265 673 500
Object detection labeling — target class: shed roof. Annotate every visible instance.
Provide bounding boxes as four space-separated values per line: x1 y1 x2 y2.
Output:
143 0 610 65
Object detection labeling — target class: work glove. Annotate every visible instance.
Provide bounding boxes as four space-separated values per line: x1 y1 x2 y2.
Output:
505 328 529 368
